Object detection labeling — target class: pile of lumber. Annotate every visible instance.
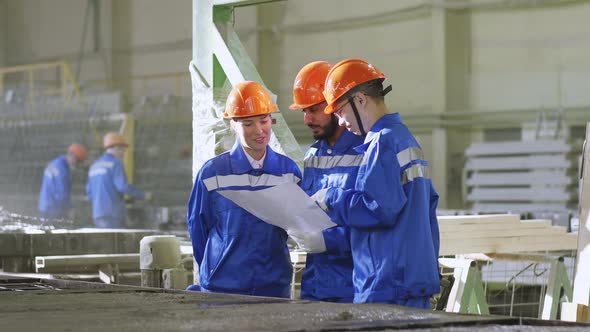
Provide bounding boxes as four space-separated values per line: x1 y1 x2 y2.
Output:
439 214 578 255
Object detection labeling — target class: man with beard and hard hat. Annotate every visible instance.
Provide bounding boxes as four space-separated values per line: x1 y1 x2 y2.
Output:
287 61 364 303
86 132 147 228
38 143 88 221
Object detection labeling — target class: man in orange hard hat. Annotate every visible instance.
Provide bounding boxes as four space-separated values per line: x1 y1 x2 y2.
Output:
287 61 364 303
86 132 147 228
38 143 88 220
308 58 440 309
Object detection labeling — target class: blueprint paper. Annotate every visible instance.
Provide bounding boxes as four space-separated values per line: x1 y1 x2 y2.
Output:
219 182 336 233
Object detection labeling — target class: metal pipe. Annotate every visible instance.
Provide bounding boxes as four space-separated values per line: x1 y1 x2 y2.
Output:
35 254 140 273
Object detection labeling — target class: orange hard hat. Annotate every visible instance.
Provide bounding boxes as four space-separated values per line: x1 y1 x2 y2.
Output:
223 81 277 119
103 132 128 149
289 61 332 110
67 143 87 162
323 58 386 114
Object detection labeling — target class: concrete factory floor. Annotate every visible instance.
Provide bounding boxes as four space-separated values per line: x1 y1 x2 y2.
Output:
1 276 587 331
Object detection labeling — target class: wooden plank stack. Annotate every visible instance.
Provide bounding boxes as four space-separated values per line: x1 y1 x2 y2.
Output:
439 214 578 255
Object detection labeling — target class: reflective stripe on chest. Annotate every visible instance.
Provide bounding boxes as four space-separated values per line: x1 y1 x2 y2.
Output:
203 173 299 191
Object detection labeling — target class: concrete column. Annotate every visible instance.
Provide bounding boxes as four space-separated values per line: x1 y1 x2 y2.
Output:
430 6 472 209
98 0 114 84
0 1 5 95
257 2 286 93
430 7 449 208
111 0 133 99
0 1 5 68
445 9 472 209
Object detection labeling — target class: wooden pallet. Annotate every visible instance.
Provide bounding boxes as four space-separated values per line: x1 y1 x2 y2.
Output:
439 214 577 255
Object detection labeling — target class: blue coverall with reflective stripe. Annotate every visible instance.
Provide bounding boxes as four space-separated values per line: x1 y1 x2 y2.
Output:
187 142 302 298
300 129 363 302
321 113 440 308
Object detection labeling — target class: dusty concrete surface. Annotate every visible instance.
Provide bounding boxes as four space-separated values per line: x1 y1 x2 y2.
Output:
1 277 588 331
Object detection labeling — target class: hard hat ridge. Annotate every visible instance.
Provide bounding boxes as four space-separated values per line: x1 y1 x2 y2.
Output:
289 61 332 110
67 143 87 162
103 132 128 149
223 81 277 119
323 58 387 114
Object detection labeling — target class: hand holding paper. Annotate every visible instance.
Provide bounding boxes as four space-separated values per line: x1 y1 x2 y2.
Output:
310 188 329 211
288 229 326 253
218 182 336 234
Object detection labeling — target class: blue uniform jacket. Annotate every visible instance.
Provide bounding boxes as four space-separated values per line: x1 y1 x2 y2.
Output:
187 142 302 298
38 155 71 219
300 130 363 302
86 152 144 221
322 113 440 304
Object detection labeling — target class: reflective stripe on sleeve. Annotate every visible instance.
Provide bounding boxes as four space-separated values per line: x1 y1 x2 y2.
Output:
397 147 424 168
401 164 429 185
360 146 424 168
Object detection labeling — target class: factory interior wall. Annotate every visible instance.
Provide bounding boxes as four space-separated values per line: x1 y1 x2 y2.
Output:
3 0 590 209
0 1 5 67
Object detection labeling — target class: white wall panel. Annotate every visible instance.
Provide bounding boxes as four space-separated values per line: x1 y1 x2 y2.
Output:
471 3 590 111
282 0 419 23
124 0 191 48
5 0 83 61
111 0 192 82
273 0 433 116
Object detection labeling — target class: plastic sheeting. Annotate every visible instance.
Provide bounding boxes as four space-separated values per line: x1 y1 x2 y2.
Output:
189 61 303 181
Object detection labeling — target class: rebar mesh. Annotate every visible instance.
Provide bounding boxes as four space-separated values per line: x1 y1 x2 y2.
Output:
132 95 193 206
481 254 577 318
0 89 192 228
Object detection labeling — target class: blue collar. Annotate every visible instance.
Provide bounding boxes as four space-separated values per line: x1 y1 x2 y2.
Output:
103 152 118 160
365 113 402 143
57 155 70 170
311 129 363 153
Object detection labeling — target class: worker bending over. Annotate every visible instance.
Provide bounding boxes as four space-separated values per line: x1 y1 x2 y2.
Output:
38 143 87 220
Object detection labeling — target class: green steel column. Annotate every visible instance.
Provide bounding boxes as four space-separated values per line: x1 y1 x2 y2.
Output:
192 0 303 176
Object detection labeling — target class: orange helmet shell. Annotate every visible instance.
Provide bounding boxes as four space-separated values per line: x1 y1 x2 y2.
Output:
103 132 128 149
67 143 87 162
289 61 332 110
223 81 277 119
323 58 385 114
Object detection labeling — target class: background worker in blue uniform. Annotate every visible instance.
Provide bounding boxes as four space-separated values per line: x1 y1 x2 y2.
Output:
86 132 147 228
309 58 440 309
287 61 363 303
186 81 302 298
38 143 87 220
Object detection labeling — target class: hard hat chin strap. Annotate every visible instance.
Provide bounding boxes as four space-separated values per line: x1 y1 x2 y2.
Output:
349 96 366 136
381 85 392 96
